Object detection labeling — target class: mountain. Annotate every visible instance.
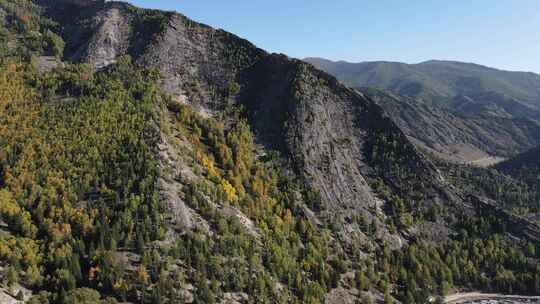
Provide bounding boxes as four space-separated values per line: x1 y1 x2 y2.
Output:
0 1 539 303
304 58 540 113
362 88 540 163
305 58 540 160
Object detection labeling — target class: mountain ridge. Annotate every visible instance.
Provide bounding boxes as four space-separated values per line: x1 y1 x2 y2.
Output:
304 57 540 108
304 57 540 75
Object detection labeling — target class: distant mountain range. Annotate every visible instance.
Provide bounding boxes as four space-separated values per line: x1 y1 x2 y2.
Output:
306 58 540 162
304 58 540 111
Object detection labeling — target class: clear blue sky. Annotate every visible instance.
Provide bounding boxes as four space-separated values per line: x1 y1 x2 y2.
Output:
127 0 540 73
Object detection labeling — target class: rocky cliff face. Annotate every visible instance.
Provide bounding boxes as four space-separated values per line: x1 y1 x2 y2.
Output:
138 13 265 112
242 56 380 210
72 3 132 68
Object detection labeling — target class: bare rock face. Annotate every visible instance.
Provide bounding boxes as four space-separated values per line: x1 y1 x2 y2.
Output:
73 4 132 69
36 56 64 73
281 63 379 210
221 292 249 304
240 55 379 211
138 14 265 111
158 177 193 229
0 7 6 23
324 287 357 304
0 290 17 304
0 284 32 304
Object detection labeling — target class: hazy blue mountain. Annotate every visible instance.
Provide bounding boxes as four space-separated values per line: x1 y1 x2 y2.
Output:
305 57 540 119
306 58 540 160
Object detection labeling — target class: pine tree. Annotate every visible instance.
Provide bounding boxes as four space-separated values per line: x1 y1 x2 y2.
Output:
5 266 18 287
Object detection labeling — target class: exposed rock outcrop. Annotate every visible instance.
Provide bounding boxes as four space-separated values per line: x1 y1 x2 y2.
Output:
72 4 132 68
138 13 265 112
0 290 17 304
242 55 378 210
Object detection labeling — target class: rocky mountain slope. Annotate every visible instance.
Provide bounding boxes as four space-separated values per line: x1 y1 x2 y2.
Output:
43 0 458 227
305 58 540 161
0 1 539 303
362 88 540 163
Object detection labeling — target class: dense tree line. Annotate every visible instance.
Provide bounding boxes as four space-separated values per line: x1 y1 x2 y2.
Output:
0 57 165 303
0 0 64 59
171 103 340 303
381 216 540 303
438 160 540 222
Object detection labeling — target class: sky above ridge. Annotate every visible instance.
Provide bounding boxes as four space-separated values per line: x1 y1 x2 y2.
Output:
127 0 540 74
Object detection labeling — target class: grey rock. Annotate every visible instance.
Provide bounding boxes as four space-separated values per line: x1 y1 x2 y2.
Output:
36 56 64 73
73 5 132 68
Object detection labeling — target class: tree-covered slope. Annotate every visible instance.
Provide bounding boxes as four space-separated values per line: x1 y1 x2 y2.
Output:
0 0 65 59
497 146 540 172
0 1 539 304
304 58 540 112
496 146 540 196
